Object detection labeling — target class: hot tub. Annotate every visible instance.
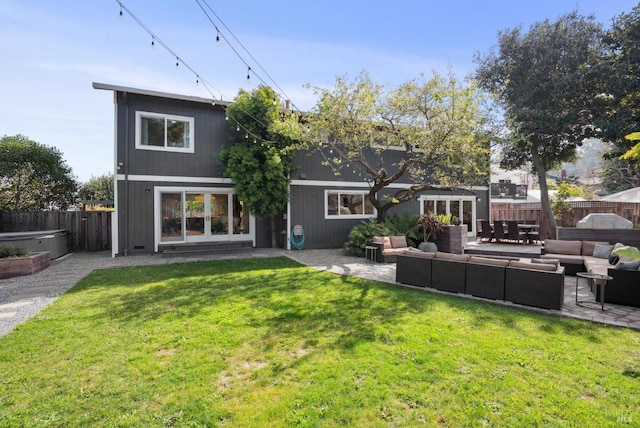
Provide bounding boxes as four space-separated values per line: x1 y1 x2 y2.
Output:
0 229 69 259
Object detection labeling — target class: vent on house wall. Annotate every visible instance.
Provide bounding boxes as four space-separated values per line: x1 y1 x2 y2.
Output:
133 245 145 250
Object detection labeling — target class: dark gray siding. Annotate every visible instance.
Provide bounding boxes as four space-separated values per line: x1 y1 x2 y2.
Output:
290 185 366 249
116 92 228 178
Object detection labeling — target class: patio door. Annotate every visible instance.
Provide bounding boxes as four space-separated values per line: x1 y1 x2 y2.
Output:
156 187 253 250
421 196 476 237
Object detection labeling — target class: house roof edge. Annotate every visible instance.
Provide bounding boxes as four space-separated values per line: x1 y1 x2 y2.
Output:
92 82 231 106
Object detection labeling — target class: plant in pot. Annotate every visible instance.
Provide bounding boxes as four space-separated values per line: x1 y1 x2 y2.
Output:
417 212 444 252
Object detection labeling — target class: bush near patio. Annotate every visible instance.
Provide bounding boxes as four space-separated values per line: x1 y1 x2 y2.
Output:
343 214 421 257
0 257 638 427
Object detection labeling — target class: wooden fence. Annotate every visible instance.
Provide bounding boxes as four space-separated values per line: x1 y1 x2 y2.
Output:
0 211 112 251
491 201 640 227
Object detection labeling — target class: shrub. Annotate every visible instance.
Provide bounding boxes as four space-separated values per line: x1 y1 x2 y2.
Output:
384 213 421 247
343 220 391 257
0 245 28 259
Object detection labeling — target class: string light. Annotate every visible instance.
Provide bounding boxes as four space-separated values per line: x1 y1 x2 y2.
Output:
216 31 220 46
115 0 282 148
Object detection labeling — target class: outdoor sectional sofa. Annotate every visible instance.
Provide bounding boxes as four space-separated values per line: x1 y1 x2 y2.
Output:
395 251 566 310
368 236 410 263
541 239 640 308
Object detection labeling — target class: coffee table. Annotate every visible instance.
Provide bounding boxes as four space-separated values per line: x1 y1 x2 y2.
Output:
576 272 613 311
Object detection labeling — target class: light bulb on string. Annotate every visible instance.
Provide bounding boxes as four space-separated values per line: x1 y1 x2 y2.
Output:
196 76 200 86
151 37 155 49
246 67 251 83
216 32 220 47
119 6 123 20
245 133 249 139
175 57 179 69
236 124 240 132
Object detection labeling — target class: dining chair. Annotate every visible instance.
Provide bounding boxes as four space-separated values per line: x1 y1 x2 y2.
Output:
528 220 547 244
492 220 506 243
507 220 526 244
478 220 493 242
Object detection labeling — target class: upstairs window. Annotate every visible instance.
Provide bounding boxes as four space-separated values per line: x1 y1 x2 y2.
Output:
135 111 194 153
325 190 375 219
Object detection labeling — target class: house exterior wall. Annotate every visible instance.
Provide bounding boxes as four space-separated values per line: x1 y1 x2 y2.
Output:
97 83 490 255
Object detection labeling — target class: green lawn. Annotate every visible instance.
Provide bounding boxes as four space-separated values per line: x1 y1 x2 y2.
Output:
0 257 638 427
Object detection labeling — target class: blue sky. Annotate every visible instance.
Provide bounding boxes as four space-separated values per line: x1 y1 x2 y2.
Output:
1 0 638 182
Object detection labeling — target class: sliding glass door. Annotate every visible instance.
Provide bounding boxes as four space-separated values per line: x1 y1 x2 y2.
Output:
157 188 252 247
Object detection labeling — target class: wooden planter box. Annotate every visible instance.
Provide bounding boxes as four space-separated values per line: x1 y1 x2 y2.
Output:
434 225 467 254
0 252 51 279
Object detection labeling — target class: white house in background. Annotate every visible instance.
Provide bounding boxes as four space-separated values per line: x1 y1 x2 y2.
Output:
599 187 640 203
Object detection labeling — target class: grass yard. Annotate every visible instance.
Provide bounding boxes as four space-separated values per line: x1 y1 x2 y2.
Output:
0 257 639 427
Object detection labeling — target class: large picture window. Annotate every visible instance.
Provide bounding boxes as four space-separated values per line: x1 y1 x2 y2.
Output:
136 111 194 153
325 190 375 219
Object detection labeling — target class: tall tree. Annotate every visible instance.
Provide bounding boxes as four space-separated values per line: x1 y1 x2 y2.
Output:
475 12 604 235
297 69 489 221
219 86 298 247
596 5 640 189
0 134 77 211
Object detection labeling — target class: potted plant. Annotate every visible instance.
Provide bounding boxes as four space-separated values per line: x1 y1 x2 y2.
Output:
434 213 467 254
417 212 444 252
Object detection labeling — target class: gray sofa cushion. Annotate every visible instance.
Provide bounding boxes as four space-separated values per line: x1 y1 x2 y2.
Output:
616 260 640 271
581 241 609 256
544 239 582 255
592 244 614 259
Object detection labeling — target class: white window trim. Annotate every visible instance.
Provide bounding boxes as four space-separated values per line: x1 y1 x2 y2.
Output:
419 194 477 236
324 189 377 220
153 186 255 252
135 111 195 153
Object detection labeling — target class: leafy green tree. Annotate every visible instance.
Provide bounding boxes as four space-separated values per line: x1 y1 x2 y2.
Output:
475 12 604 236
595 6 640 192
77 173 114 207
0 134 77 211
295 69 489 221
219 86 298 247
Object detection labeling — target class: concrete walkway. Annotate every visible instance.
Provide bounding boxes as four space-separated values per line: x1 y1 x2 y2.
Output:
1 249 639 338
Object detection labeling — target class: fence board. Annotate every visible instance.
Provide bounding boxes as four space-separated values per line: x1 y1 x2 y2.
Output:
491 201 640 227
0 211 112 251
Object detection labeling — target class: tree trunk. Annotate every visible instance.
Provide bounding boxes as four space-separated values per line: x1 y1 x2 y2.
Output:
270 214 278 248
531 147 558 238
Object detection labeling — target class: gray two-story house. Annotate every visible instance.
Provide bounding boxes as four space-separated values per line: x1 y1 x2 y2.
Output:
94 82 490 257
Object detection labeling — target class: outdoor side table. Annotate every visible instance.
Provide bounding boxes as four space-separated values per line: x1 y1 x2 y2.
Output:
365 245 377 263
576 272 613 311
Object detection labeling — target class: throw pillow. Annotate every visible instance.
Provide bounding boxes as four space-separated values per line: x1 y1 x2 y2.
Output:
608 254 620 265
592 244 614 259
531 258 560 268
615 260 640 271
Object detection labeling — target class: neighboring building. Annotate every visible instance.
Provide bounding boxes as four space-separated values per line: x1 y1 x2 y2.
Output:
94 83 490 256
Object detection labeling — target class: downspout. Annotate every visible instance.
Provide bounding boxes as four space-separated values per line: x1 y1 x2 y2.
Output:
123 92 129 256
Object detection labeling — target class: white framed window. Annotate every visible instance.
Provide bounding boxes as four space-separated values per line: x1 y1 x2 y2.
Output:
325 190 376 219
135 111 194 153
419 194 476 236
